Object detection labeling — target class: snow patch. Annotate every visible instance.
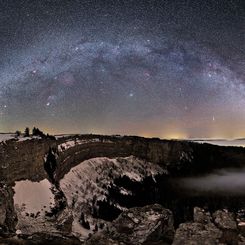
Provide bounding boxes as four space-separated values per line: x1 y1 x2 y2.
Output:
0 133 15 143
239 222 245 226
119 187 132 196
13 179 55 215
60 156 163 208
13 179 58 234
57 138 112 152
60 156 164 240
0 134 42 144
192 139 245 148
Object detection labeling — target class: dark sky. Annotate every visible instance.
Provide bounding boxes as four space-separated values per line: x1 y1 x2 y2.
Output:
0 0 244 138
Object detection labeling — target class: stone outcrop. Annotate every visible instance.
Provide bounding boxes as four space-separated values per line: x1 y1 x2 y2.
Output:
173 220 223 245
0 183 17 234
85 204 175 245
53 135 194 182
213 209 237 230
173 207 242 245
0 138 57 183
0 232 82 245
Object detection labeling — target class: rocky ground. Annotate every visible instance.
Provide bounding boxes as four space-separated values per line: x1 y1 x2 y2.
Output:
85 205 245 245
85 204 174 245
2 204 245 244
173 207 244 245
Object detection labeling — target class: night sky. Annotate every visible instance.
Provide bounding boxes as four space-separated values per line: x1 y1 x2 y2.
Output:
0 0 244 138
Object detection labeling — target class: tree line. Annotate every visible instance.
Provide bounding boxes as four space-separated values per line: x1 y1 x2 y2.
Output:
15 127 55 139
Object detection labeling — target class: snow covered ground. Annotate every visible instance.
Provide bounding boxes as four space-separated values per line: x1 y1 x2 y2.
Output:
14 179 55 215
13 179 57 234
57 137 112 152
0 133 15 143
0 133 42 143
55 134 75 139
59 156 165 240
193 139 245 147
60 156 164 207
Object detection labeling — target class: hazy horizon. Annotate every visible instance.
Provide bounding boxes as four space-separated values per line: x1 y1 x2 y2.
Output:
1 130 245 142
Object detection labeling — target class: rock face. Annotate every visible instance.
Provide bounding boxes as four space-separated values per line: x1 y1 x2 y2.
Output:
0 183 17 234
85 204 175 245
0 138 57 183
53 135 194 182
213 209 237 230
1 134 245 184
173 221 223 245
0 232 82 245
173 207 242 245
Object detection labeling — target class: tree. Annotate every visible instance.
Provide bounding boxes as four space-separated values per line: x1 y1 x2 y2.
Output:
24 127 30 137
46 134 56 140
32 127 55 139
32 127 45 138
15 130 21 137
79 212 90 230
44 147 57 181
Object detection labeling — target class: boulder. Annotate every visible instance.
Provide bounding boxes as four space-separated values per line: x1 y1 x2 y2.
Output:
173 207 239 245
213 210 237 230
86 204 174 245
212 210 238 244
193 207 212 224
173 222 222 245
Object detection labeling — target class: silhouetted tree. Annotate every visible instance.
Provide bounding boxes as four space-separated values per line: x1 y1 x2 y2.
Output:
79 212 90 230
46 133 56 140
24 127 30 137
44 147 57 181
15 130 21 137
99 223 104 229
32 127 45 138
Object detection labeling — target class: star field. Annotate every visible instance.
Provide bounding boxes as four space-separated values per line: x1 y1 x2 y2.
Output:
0 0 244 138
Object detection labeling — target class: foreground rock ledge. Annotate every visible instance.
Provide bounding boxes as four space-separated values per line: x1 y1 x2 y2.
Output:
85 204 175 245
173 207 243 245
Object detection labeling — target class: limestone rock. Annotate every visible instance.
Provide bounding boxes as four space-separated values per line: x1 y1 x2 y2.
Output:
213 210 237 230
55 208 73 233
173 207 240 245
86 204 174 245
0 232 82 245
193 207 212 224
173 222 222 245
0 183 17 234
212 210 238 244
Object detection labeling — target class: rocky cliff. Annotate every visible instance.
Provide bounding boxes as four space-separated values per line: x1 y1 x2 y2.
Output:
1 134 245 244
1 134 245 184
